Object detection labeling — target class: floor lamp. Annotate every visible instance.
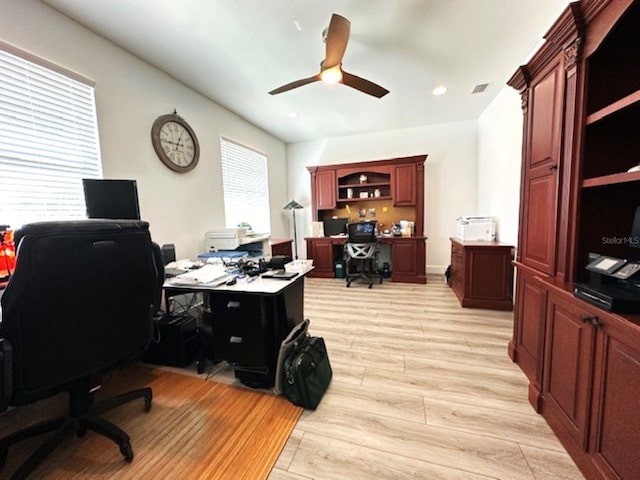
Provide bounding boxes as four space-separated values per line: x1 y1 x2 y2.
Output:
283 199 303 259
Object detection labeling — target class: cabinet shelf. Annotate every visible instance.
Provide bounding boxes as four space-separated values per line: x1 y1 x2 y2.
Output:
581 170 640 188
586 90 640 125
338 182 390 189
337 196 392 203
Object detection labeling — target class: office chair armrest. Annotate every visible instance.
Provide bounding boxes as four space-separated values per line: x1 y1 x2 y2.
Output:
0 338 13 412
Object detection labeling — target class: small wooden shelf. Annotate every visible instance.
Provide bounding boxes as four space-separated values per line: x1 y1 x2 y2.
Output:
337 196 392 203
586 90 640 125
338 182 390 188
581 169 640 188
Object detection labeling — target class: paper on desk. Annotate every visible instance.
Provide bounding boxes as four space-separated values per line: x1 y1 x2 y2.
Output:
168 264 228 285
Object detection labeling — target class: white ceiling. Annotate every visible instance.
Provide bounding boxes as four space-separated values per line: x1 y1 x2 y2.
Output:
42 0 570 144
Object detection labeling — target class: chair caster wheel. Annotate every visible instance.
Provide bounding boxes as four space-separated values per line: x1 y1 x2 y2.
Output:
120 442 134 462
144 393 153 412
368 284 373 289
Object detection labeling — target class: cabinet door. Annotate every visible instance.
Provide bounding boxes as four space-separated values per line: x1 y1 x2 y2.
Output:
543 294 596 448
316 170 336 210
590 318 640 479
391 239 425 283
307 239 336 277
512 271 547 390
392 164 416 206
520 58 564 275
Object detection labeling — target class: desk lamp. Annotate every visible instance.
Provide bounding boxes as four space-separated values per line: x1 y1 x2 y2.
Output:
283 199 304 259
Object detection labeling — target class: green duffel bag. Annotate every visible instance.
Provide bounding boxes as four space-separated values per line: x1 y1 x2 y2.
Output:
283 336 332 410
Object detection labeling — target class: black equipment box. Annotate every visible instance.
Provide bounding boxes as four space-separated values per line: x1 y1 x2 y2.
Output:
143 314 199 367
574 282 640 313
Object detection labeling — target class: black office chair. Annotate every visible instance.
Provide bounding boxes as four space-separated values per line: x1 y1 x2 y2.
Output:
0 220 161 479
345 221 382 288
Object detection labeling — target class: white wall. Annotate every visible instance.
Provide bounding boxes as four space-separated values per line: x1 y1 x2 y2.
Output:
477 86 524 246
287 121 478 272
1 0 288 259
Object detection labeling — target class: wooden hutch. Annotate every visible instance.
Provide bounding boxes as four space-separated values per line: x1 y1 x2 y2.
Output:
305 155 427 284
508 1 640 478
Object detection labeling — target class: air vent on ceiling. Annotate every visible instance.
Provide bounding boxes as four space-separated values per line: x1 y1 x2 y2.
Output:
471 83 489 94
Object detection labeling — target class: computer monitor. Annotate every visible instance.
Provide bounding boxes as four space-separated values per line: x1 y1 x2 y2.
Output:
82 179 141 220
347 221 377 243
323 217 348 237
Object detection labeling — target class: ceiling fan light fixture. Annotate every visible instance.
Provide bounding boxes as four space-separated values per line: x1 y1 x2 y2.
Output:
320 65 342 84
432 86 448 96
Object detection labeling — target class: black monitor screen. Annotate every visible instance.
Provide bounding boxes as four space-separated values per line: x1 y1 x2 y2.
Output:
82 179 140 220
323 218 348 236
347 221 377 242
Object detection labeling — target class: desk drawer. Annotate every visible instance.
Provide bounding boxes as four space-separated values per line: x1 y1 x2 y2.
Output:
210 293 263 319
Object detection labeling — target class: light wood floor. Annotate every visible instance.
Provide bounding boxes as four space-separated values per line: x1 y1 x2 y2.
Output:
260 276 585 480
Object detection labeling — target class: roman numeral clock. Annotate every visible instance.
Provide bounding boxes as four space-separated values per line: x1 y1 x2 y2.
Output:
151 111 200 173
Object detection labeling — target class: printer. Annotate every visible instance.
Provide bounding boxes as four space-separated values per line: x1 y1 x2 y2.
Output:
204 228 270 254
574 253 640 313
456 216 496 242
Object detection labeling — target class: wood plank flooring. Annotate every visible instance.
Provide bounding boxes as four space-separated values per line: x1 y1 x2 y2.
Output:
1 365 301 479
264 276 585 480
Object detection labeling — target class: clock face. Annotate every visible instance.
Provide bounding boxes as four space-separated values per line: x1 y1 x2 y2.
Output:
151 114 200 173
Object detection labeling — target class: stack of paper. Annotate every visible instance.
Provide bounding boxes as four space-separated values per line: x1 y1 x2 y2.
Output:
168 264 228 285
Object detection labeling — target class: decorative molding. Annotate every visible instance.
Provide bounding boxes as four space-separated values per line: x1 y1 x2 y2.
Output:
564 38 583 69
521 90 530 113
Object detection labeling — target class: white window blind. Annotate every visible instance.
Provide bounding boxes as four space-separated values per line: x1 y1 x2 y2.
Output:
220 138 271 233
0 47 102 228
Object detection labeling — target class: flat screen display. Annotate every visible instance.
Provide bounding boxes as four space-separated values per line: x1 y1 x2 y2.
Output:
323 218 348 236
82 179 141 220
347 221 377 242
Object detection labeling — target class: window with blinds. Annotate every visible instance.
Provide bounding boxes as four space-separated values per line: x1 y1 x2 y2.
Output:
220 138 271 234
0 46 102 228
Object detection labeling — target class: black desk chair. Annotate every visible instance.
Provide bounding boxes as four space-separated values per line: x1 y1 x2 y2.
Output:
345 221 382 288
0 220 162 479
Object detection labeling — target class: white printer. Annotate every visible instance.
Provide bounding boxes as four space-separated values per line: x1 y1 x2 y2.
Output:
456 216 496 241
204 228 270 252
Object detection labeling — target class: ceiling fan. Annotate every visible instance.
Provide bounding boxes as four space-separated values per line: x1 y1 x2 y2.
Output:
269 13 389 98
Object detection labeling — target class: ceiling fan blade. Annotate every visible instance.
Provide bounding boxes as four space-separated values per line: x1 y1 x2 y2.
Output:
341 70 389 98
269 74 321 95
324 14 351 68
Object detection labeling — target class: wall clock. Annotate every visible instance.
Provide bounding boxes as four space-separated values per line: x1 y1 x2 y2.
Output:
151 112 200 173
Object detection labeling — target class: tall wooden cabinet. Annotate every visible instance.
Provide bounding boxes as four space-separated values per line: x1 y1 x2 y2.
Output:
508 1 640 478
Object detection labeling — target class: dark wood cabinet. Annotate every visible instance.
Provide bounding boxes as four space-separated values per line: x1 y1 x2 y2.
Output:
543 293 596 449
508 1 640 478
389 237 426 283
392 163 416 206
589 316 640 479
518 56 564 276
509 268 547 409
449 239 513 311
315 169 336 210
305 238 335 277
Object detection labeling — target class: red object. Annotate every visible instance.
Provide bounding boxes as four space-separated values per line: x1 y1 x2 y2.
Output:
1 228 16 285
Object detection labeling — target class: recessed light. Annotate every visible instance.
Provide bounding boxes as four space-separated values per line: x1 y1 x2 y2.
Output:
285 111 299 119
432 86 447 96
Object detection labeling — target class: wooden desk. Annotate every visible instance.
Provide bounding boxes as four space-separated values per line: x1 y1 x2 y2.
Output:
449 238 514 310
269 238 293 258
305 236 427 284
163 264 313 387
